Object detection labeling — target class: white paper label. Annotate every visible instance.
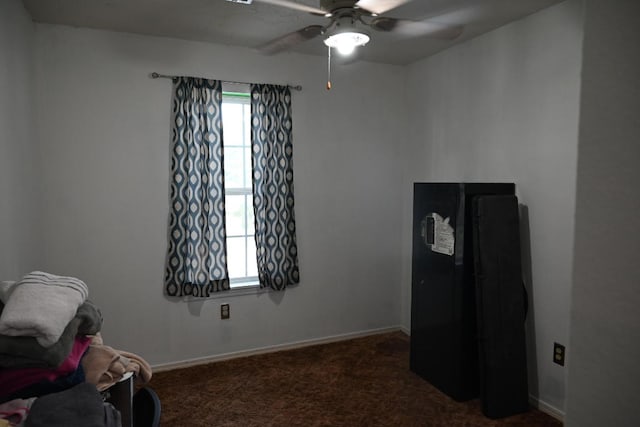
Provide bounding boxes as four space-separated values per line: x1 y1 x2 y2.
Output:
428 213 455 256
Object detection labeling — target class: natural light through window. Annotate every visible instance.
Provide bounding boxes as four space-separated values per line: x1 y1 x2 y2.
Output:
222 92 258 288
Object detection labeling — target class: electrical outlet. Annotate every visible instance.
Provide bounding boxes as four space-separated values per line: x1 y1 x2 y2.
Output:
553 342 565 366
220 303 230 320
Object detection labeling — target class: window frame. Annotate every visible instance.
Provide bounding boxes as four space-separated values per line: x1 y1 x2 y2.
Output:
222 91 259 289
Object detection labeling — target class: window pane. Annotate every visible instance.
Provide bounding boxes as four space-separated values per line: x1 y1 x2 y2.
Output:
246 194 255 236
244 147 252 188
226 237 246 279
224 147 244 188
225 195 245 236
222 103 243 146
247 237 258 277
244 104 251 146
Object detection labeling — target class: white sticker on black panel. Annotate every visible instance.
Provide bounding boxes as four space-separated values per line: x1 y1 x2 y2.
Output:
422 213 455 256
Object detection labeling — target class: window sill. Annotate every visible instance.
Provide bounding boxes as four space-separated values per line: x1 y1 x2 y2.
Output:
230 280 260 290
182 282 264 301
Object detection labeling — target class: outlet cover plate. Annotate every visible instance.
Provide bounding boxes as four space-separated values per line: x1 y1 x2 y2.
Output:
553 342 565 366
221 303 230 319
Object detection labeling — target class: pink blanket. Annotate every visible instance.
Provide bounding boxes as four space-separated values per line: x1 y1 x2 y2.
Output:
0 336 90 399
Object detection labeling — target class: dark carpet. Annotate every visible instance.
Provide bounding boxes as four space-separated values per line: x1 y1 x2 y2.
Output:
148 331 561 426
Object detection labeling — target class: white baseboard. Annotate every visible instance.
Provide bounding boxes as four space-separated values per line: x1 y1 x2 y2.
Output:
529 395 565 422
152 326 404 373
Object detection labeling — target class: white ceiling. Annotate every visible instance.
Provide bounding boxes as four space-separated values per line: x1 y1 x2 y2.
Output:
22 0 564 65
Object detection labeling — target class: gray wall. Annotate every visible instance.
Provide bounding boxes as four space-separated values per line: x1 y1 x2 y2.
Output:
31 24 406 365
0 0 42 278
565 1 640 426
403 0 583 415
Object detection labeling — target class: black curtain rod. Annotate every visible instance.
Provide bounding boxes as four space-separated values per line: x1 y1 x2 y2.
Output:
150 72 302 91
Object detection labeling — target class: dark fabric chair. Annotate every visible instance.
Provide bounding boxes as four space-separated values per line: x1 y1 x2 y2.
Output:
132 387 161 427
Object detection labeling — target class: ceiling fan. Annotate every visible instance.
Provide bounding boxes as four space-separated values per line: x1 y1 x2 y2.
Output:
249 0 465 56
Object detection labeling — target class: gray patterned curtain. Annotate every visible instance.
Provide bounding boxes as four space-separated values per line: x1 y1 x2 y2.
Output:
250 84 300 290
165 77 230 297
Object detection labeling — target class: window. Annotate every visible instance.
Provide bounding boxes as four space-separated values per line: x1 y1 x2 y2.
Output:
166 78 299 296
222 92 258 288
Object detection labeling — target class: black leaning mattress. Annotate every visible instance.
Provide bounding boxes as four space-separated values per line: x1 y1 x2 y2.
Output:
472 194 529 419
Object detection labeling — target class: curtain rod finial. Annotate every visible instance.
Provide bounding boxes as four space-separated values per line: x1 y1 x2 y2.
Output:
150 72 160 79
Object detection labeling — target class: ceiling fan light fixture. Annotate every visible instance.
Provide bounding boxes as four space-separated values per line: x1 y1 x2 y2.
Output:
323 31 370 55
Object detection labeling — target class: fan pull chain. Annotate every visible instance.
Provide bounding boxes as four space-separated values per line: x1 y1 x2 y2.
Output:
327 46 332 90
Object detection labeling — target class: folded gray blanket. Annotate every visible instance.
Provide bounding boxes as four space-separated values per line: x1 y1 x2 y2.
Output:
0 300 102 368
25 382 111 427
0 271 89 347
0 280 16 303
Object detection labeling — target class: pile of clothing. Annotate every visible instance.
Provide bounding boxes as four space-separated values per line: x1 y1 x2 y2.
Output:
0 271 152 427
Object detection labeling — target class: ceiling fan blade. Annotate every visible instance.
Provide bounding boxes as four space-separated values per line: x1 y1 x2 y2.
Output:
355 0 411 15
258 25 324 55
370 17 463 40
253 0 327 15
